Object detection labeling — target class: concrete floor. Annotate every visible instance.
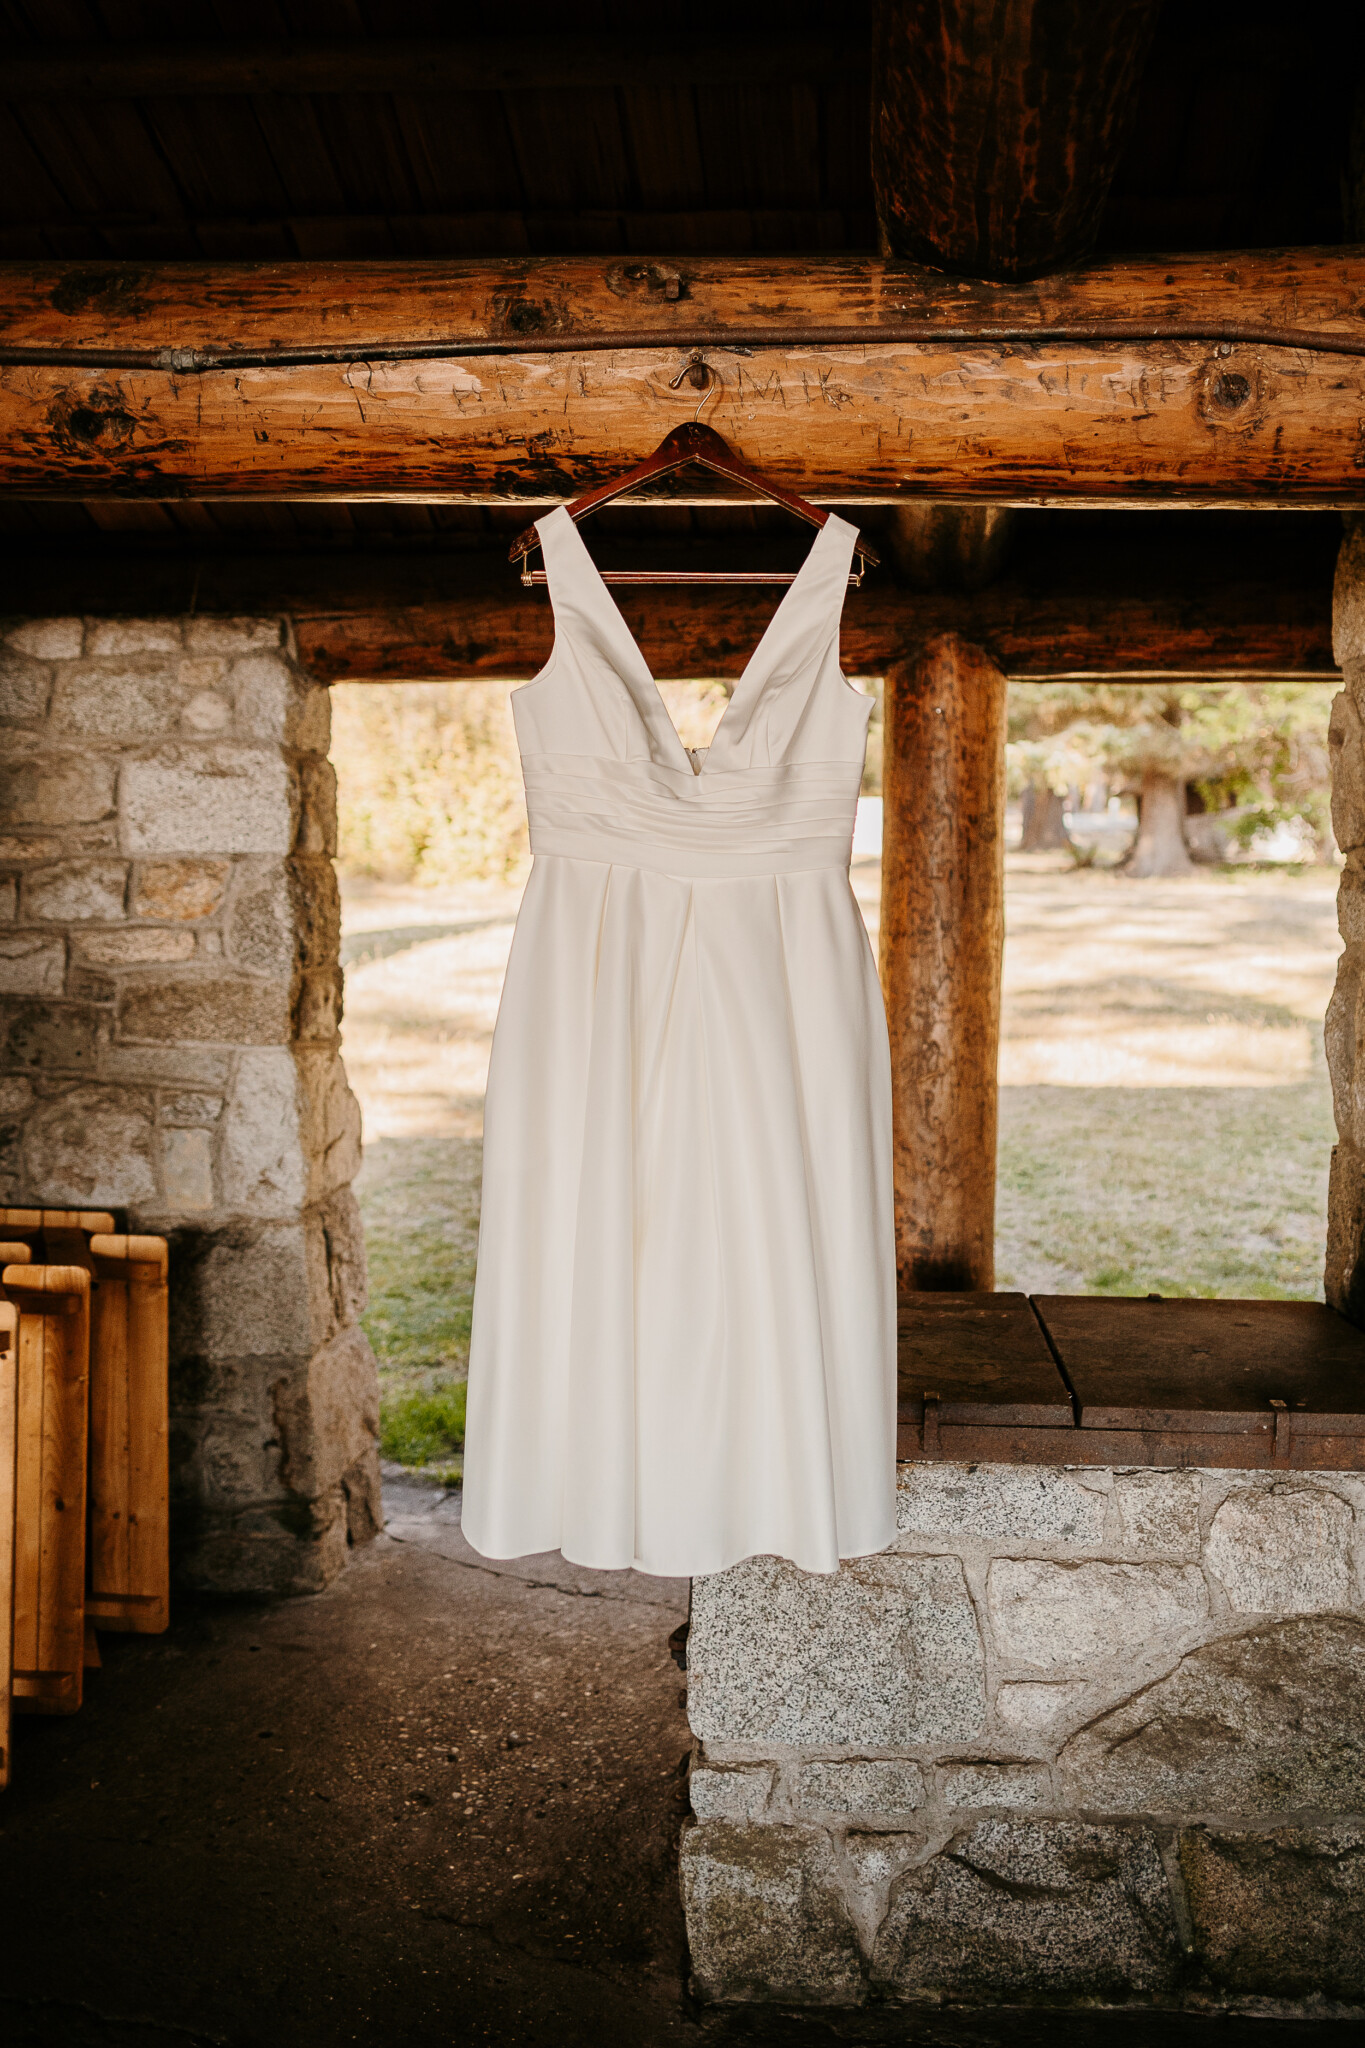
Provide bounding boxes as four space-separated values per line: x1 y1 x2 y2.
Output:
0 1478 1359 2048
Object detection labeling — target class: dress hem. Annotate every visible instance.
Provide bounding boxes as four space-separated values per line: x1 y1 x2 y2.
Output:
461 1527 899 1580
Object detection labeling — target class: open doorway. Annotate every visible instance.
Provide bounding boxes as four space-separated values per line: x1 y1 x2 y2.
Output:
330 639 1343 1492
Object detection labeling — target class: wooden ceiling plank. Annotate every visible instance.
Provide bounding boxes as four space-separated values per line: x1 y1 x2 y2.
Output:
308 94 425 215
1 34 870 97
501 91 634 215
0 106 73 225
693 85 823 213
389 94 526 214
133 95 294 220
12 97 190 223
247 94 348 216
617 87 707 214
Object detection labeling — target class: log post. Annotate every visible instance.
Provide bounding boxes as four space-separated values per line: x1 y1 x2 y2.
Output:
880 633 1007 1290
871 0 1163 279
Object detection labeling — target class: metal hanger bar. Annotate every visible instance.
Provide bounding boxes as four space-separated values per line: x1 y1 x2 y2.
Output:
520 567 865 587
509 419 879 576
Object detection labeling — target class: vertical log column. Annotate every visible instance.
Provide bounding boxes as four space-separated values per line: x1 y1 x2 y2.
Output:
880 633 1007 1290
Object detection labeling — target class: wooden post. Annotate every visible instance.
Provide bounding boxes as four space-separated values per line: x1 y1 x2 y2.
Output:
880 633 1007 1290
871 0 1163 279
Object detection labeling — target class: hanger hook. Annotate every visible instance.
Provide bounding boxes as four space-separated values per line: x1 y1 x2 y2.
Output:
667 349 721 420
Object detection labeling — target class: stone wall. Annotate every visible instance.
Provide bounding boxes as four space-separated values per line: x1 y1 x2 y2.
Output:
683 1462 1365 2012
0 613 380 1594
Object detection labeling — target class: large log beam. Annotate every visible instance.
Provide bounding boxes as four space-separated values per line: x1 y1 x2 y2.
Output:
0 254 1362 504
0 532 1335 683
871 0 1162 280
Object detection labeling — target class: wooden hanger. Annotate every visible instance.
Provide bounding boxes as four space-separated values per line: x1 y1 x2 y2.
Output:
508 421 879 587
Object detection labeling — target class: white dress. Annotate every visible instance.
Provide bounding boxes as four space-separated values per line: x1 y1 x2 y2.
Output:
461 506 896 1577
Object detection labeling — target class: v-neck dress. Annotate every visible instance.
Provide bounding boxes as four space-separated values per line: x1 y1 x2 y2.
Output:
461 506 896 1577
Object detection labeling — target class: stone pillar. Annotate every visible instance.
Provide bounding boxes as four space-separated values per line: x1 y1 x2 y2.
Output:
1327 518 1365 1319
0 613 380 1594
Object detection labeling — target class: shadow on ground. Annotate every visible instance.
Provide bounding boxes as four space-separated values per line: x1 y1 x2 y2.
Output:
0 1479 1356 2046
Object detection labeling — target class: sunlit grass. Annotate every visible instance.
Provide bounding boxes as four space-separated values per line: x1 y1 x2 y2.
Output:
379 1383 467 1487
354 1132 480 1481
997 1076 1334 1299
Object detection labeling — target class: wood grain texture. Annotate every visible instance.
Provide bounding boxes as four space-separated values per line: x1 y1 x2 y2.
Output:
881 636 1007 1292
0 254 1361 505
0 1303 16 1788
2 34 866 97
86 1236 169 1634
2 252 1360 355
894 1294 1365 1468
2 341 1359 506
5 1267 89 1716
871 0 1163 278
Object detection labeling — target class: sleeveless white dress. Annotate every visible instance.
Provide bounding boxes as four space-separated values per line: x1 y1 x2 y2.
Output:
461 506 896 1577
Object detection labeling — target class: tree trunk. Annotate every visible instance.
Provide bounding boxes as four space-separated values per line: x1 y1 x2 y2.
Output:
881 634 1006 1291
1124 770 1194 877
1018 781 1072 851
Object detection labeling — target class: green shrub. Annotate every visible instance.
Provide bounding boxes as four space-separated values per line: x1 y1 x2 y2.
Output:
380 1382 467 1474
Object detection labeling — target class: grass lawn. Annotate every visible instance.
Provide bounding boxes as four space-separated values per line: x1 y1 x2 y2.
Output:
355 1134 481 1484
339 854 1343 1475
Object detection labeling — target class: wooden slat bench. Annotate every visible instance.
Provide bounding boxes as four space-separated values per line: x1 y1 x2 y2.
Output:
0 1300 17 1786
85 1236 170 1634
0 1212 170 1643
4 1262 91 1715
898 1292 1365 1469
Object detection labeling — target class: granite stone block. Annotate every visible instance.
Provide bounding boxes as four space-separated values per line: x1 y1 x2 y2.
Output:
119 746 293 856
23 1083 158 1206
1183 1822 1365 1999
895 1462 1106 1548
0 933 66 995
797 1759 925 1817
1205 1484 1353 1614
940 1763 1049 1809
987 1559 1209 1670
1057 1616 1365 1815
681 1821 865 2006
131 859 232 921
871 1819 1181 1998
1110 1469 1202 1561
689 1766 775 1823
689 1553 986 1748
24 858 128 922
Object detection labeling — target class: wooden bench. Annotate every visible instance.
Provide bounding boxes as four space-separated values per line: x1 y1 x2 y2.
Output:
0 1299 17 1786
5 1261 91 1715
897 1292 1365 1468
0 1213 170 1760
86 1236 170 1635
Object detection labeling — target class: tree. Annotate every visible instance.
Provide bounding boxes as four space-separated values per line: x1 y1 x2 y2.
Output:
1008 681 1337 877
